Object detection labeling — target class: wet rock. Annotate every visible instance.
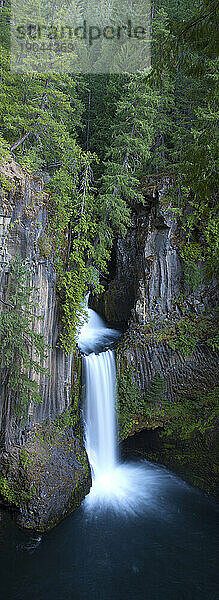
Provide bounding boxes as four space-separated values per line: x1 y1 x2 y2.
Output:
0 422 91 532
0 160 89 529
122 427 218 497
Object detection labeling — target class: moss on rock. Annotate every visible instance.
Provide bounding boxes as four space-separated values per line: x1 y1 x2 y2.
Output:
0 416 91 532
123 426 218 497
116 326 219 495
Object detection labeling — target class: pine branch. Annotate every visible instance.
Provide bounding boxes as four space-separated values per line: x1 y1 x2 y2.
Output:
177 1 218 39
0 297 15 309
10 132 31 152
87 97 140 265
10 78 50 153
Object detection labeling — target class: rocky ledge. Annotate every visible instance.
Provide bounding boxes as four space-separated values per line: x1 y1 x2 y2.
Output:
0 418 91 532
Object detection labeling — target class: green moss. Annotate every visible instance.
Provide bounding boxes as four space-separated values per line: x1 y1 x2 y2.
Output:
117 359 167 440
161 386 219 439
142 312 219 357
147 430 218 496
0 475 36 506
19 448 36 470
0 477 17 504
37 233 53 258
0 172 15 194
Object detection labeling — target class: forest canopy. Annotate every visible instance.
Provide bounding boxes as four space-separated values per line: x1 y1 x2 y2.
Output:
0 0 218 352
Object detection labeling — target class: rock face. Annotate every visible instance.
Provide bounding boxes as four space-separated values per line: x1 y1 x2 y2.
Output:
0 160 91 529
0 159 72 447
95 190 182 326
97 185 217 328
96 180 218 495
96 183 218 400
116 328 218 405
122 427 218 497
0 422 91 532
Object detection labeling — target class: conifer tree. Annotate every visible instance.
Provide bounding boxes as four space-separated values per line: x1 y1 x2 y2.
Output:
0 256 48 415
0 0 218 353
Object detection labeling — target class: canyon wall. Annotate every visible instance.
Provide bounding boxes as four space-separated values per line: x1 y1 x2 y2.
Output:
100 180 218 495
0 159 73 447
0 160 91 530
95 180 218 401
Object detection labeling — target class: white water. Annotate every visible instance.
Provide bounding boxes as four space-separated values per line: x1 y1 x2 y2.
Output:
78 307 176 513
77 301 120 355
84 350 117 477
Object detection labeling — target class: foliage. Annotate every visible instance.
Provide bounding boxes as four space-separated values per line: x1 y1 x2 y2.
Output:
0 133 10 165
157 0 219 277
170 313 219 356
46 153 107 351
0 255 48 416
54 406 80 435
95 73 156 235
0 170 15 195
0 0 218 352
183 262 203 292
144 311 219 357
168 315 202 356
162 387 219 439
0 477 17 504
118 365 144 415
207 331 219 352
0 2 101 352
117 365 167 438
146 374 166 404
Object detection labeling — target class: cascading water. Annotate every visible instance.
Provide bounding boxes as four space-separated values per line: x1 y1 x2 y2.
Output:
1 307 218 600
84 350 117 479
78 305 167 512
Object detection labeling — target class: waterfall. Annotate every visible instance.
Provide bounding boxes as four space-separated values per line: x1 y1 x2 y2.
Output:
84 350 117 478
78 306 166 513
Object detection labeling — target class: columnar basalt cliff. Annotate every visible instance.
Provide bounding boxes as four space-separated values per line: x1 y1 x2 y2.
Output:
0 160 218 518
98 181 217 329
0 160 91 529
97 182 218 392
94 181 218 494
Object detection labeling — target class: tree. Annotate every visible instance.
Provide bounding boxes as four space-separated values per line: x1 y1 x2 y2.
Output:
0 0 218 355
165 0 219 276
0 256 48 416
47 152 105 352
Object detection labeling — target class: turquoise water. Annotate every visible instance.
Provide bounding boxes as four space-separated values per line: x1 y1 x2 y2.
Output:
0 459 218 600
